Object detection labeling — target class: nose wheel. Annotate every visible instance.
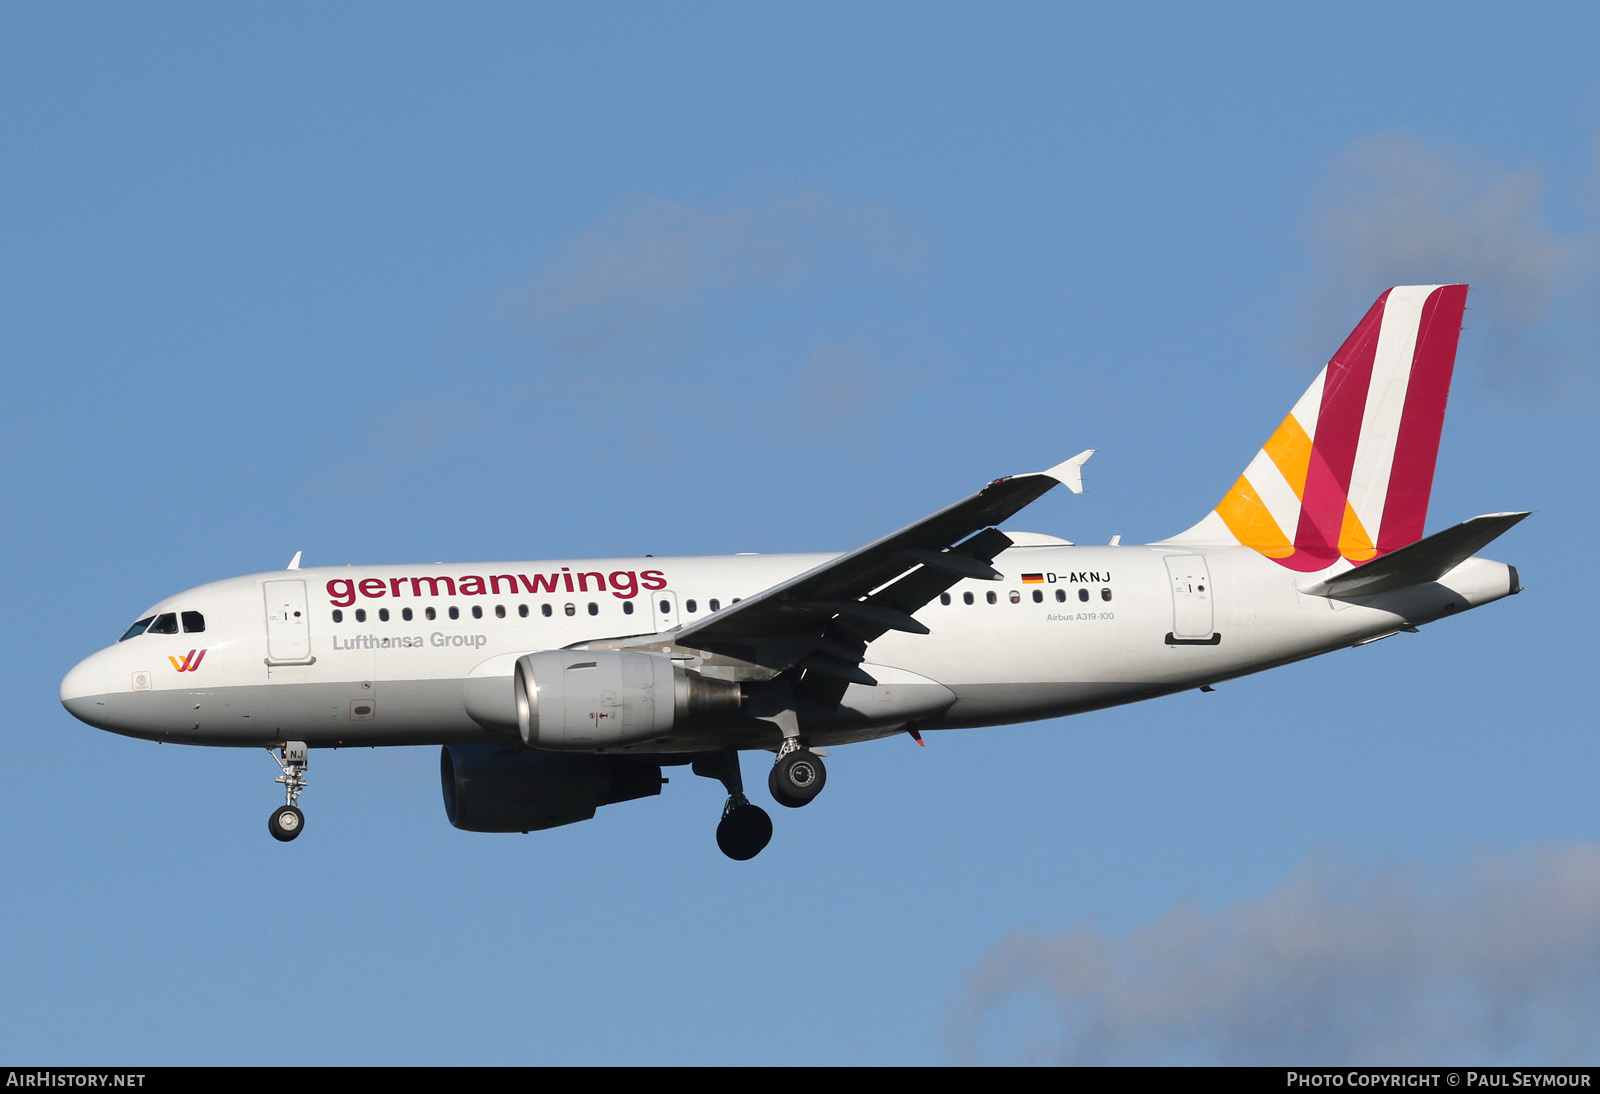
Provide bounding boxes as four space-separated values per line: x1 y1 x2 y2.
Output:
267 742 309 842
269 804 305 842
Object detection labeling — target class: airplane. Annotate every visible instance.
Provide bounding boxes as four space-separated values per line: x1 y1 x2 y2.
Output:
60 284 1527 860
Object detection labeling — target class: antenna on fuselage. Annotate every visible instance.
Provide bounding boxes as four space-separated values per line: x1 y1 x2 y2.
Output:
286 551 302 570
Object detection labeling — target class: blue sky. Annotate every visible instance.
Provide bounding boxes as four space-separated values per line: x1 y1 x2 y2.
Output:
4 3 1597 1065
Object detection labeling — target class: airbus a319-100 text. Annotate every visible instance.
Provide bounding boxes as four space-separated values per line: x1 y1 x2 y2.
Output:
61 285 1527 859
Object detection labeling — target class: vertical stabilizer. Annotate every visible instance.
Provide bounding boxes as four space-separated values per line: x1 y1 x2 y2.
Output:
1163 285 1468 572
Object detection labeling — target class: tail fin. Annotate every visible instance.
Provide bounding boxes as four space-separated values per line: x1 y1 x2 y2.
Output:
1165 285 1468 572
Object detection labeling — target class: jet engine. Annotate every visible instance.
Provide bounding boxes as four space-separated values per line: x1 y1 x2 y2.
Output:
514 650 740 749
440 744 664 832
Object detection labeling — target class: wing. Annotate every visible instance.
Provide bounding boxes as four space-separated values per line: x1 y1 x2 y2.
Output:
667 450 1094 691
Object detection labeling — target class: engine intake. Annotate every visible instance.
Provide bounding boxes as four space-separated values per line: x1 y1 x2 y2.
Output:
514 650 740 750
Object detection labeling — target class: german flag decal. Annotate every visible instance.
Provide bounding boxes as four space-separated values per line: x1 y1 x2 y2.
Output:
1021 573 1044 584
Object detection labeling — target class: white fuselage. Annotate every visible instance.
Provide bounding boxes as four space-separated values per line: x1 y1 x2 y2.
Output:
59 540 1519 753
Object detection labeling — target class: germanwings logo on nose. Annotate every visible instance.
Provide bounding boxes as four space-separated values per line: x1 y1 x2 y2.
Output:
168 649 207 672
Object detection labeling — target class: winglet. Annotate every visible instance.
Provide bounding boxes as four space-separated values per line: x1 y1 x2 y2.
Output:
286 551 302 570
1041 449 1095 494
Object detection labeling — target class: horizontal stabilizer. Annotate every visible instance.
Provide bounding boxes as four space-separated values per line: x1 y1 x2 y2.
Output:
1300 512 1529 598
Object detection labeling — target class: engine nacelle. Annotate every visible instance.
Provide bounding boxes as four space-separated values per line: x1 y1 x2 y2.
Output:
514 650 740 750
440 744 664 833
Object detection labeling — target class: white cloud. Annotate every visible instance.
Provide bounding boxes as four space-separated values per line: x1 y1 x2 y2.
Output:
514 189 920 361
949 845 1600 1065
1295 133 1594 386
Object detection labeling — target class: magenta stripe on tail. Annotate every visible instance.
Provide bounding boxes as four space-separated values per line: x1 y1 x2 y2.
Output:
1376 284 1467 554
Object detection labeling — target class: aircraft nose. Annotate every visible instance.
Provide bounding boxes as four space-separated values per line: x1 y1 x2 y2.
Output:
60 653 110 727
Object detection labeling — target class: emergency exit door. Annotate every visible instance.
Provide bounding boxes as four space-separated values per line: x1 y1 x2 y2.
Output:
1164 555 1218 644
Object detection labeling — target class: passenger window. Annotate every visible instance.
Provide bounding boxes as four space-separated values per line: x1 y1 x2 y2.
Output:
1009 590 1021 604
355 609 367 622
686 599 698 613
181 611 205 633
495 605 506 619
588 602 598 616
564 603 576 617
448 606 459 620
623 601 634 615
1032 590 1043 603
425 606 436 621
1101 587 1113 602
659 599 670 614
518 604 529 618
149 613 179 635
119 617 155 641
379 608 390 622
402 607 413 621
332 609 344 623
962 592 974 605
541 604 552 618
986 591 997 605
709 599 720 612
1078 589 1089 603
472 606 483 619
940 593 951 605
1055 589 1066 602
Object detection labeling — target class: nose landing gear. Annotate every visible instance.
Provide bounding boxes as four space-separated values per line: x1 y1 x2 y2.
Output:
267 742 308 842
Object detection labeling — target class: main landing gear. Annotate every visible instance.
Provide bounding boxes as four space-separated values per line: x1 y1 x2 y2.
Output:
268 742 308 842
694 752 772 861
692 740 830 860
717 796 773 861
768 738 827 809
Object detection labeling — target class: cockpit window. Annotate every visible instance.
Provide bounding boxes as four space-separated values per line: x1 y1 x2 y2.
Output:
181 611 205 633
148 613 179 635
118 616 155 642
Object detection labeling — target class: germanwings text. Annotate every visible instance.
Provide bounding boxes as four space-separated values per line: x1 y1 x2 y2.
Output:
326 568 667 607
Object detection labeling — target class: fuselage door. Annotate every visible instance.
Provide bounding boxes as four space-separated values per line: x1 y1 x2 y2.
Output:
1164 555 1216 642
652 591 680 633
264 579 313 663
